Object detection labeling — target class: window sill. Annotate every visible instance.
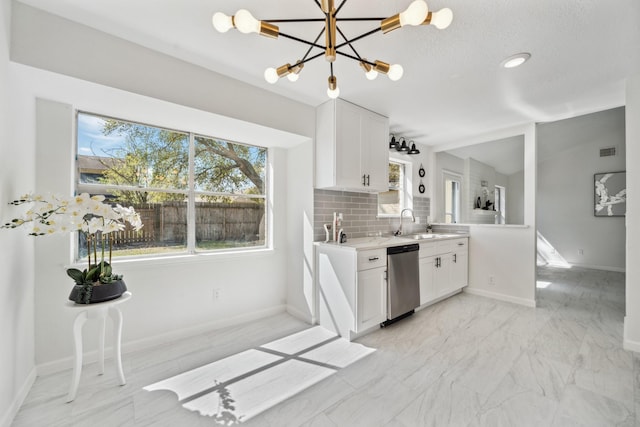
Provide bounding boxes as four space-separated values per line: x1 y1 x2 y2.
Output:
67 247 276 270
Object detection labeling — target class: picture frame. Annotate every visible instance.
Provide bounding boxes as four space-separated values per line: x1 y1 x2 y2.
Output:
594 171 626 217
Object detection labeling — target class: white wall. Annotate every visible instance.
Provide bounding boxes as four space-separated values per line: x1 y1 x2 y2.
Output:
0 1 36 425
286 141 315 323
8 0 316 372
437 124 537 307
8 62 314 372
10 2 312 139
625 73 640 351
537 108 626 271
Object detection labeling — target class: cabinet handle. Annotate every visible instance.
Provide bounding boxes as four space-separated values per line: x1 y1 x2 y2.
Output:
458 242 464 246
454 254 457 263
366 174 370 186
368 256 379 261
436 257 440 268
362 174 367 186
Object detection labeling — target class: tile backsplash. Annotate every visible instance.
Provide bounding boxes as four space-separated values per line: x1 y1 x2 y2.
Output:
314 189 430 241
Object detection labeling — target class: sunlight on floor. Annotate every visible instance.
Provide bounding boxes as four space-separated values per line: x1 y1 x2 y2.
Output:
143 326 375 424
536 280 552 289
537 231 571 268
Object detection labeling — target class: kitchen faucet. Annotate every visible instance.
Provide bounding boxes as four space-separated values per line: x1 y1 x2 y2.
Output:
394 208 415 236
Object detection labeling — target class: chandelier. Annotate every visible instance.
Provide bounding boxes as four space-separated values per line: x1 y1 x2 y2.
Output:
212 0 453 98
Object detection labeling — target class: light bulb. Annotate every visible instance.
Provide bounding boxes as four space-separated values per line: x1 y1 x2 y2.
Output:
287 73 299 82
399 0 428 27
264 67 279 84
430 8 453 29
387 64 404 81
212 12 234 33
365 69 378 80
327 86 340 99
234 9 260 34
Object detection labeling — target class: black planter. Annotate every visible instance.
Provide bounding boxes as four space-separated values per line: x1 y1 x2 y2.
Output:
69 279 127 304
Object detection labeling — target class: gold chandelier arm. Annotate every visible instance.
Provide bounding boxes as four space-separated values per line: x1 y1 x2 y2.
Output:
259 22 279 38
324 0 337 62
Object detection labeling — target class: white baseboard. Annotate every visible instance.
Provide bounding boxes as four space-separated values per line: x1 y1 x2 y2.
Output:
286 304 313 324
1 367 36 427
464 287 536 307
624 316 640 353
37 305 287 376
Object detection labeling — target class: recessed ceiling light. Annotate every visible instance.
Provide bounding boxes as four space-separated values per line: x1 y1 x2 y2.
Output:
501 52 531 69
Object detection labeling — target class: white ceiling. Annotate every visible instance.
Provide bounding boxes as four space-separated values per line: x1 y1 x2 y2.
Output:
16 0 640 146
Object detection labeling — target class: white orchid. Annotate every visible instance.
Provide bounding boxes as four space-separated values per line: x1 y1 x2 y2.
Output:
2 192 144 285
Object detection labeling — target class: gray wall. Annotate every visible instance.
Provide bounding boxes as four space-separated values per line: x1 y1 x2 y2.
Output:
537 107 626 271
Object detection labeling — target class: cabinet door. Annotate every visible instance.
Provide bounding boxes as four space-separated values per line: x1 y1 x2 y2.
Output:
357 266 387 331
335 100 365 189
419 255 437 305
360 110 389 192
451 250 468 289
435 254 453 297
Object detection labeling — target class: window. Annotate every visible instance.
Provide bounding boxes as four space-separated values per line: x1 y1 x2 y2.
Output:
443 171 461 223
378 160 411 216
76 112 267 259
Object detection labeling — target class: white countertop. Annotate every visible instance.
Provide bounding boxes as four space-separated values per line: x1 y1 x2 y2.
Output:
315 233 469 251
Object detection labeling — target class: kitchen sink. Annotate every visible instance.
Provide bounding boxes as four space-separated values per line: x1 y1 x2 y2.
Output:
406 233 437 240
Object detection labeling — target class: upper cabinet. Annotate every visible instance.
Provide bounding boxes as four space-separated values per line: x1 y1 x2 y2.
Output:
315 99 389 192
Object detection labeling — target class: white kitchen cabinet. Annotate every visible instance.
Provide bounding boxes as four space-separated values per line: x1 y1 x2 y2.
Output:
419 255 436 305
357 266 387 332
435 253 454 296
315 98 389 192
451 245 469 290
316 245 387 340
418 237 468 305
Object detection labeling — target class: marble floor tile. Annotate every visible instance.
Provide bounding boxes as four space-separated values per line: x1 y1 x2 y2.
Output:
11 265 632 427
505 350 572 401
324 374 415 427
551 385 635 427
472 387 559 427
394 376 482 427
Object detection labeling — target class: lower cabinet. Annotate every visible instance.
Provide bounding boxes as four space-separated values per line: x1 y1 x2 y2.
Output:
419 238 468 306
356 266 387 332
419 255 436 305
450 250 468 290
316 245 387 340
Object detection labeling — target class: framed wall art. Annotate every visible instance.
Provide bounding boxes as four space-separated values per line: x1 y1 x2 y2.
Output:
594 171 626 217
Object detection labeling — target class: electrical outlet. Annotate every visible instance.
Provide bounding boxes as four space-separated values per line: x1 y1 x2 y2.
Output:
213 288 220 300
488 276 495 286
578 249 584 256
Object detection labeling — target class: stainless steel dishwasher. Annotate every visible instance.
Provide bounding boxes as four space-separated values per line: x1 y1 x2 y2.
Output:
383 243 420 326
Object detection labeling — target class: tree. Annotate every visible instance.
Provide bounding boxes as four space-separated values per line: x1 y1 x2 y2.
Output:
91 119 266 204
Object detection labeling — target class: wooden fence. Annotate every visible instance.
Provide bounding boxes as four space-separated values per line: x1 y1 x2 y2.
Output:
110 201 264 247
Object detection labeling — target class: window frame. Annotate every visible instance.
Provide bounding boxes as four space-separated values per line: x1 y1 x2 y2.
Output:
378 157 413 218
74 110 270 261
442 170 462 224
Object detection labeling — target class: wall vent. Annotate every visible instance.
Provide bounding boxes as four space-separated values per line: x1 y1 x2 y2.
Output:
599 146 617 157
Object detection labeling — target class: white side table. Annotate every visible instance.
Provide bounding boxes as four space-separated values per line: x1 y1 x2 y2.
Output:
64 291 132 402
